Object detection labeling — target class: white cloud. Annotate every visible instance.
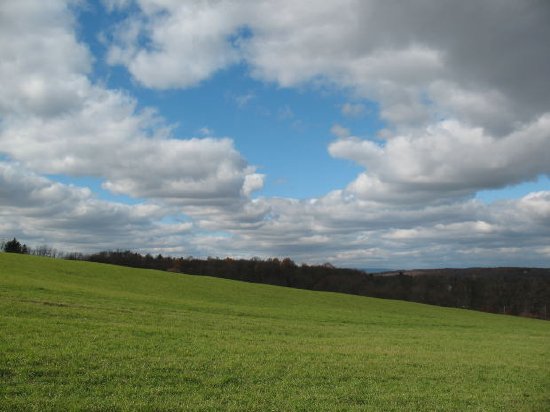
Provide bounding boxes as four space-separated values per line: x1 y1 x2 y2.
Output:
329 117 550 204
242 173 265 197
106 0 550 133
0 0 262 207
101 0 132 13
330 124 351 139
0 1 91 118
190 190 550 267
103 0 550 211
197 126 214 136
106 0 244 89
341 103 366 118
0 161 192 253
234 92 256 108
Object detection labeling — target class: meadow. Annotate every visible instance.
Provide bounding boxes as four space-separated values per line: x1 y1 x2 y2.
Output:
1 253 549 411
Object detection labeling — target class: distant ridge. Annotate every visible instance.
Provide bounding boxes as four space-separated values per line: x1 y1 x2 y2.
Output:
376 267 550 277
361 268 394 274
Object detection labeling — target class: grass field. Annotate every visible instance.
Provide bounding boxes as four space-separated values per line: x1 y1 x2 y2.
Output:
1 254 549 411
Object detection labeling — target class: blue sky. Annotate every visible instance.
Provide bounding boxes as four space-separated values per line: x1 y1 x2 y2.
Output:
1 0 549 268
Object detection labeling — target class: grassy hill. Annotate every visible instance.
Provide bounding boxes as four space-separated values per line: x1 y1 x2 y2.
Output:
1 254 549 411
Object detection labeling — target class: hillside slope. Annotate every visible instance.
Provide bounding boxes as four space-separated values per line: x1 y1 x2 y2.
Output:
1 254 549 411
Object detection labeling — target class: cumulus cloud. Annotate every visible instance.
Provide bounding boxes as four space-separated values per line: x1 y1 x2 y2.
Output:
104 0 550 208
0 0 262 206
106 0 244 89
190 190 550 267
107 0 550 133
330 124 351 139
329 117 550 204
0 161 194 253
341 103 366 118
0 1 91 118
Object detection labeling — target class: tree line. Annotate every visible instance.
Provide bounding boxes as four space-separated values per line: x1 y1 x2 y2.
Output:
3 238 549 320
1 238 68 258
85 250 550 320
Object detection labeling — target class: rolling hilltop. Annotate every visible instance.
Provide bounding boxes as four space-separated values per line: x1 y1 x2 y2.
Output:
1 254 549 411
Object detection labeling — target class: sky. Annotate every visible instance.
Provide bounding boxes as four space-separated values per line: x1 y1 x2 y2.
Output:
1 0 549 269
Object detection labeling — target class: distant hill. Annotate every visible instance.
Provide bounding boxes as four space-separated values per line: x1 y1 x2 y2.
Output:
1 253 549 411
377 267 550 277
361 267 394 273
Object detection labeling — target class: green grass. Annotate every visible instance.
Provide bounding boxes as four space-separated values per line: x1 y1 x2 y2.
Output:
1 254 549 411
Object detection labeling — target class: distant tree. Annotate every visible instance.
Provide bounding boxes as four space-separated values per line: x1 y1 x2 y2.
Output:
65 252 84 260
3 238 28 254
33 244 59 258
